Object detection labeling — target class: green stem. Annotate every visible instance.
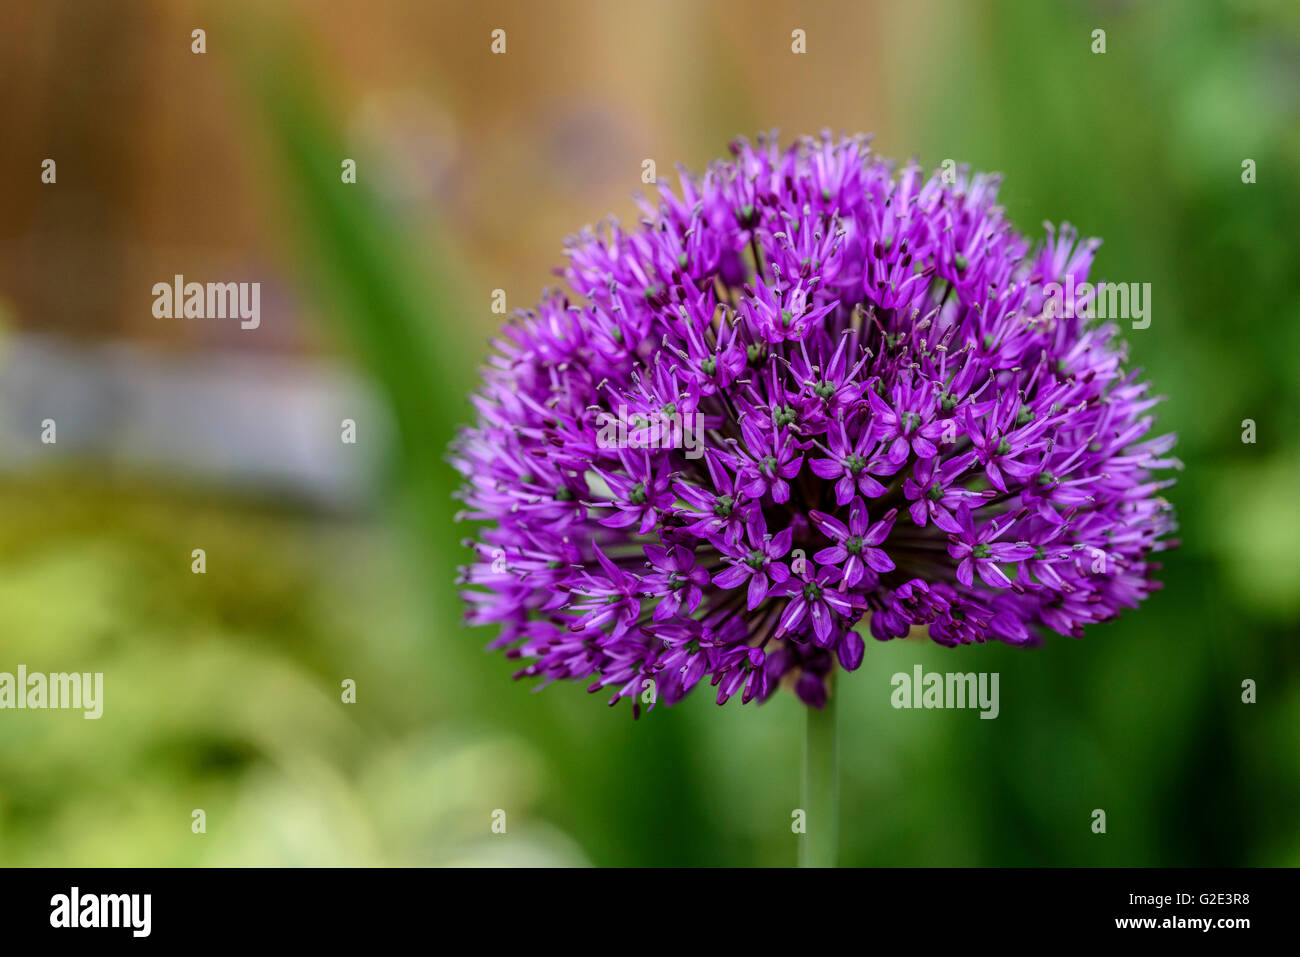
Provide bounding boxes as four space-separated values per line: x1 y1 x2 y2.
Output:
799 676 839 867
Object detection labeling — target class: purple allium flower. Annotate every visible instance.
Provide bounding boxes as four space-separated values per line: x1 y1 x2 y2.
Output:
808 498 898 590
452 131 1179 714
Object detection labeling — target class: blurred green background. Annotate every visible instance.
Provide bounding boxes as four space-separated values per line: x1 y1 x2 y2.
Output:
0 0 1297 866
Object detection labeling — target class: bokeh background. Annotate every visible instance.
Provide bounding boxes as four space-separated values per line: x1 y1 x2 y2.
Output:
1 0 1297 866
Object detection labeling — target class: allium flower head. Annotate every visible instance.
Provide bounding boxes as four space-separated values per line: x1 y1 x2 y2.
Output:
452 131 1179 714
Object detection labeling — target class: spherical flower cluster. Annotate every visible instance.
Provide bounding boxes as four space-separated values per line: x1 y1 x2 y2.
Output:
452 132 1178 713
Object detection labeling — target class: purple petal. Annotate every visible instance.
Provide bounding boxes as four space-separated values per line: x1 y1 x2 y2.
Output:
837 630 865 671
713 564 749 589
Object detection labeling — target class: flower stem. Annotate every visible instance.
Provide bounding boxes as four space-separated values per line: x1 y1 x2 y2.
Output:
799 676 839 867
